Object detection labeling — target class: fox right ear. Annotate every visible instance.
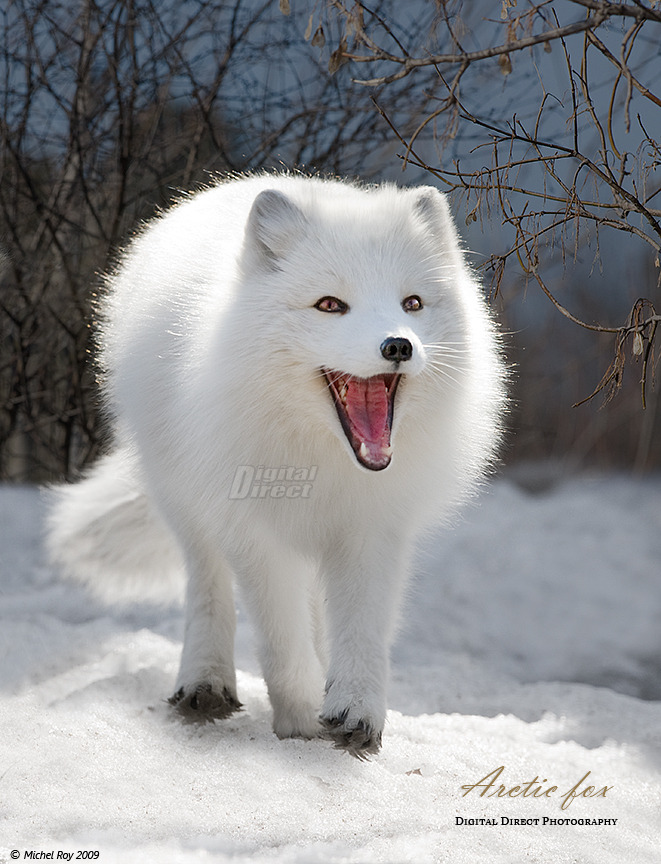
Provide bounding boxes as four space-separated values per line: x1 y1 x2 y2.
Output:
245 189 306 266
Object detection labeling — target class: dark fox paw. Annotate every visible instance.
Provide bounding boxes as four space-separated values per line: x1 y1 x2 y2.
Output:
321 714 382 760
168 683 242 723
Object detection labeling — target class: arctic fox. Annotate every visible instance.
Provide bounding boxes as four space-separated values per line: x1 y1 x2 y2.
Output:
48 173 506 756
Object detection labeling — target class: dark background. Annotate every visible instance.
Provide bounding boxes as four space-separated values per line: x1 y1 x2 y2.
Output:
2 0 659 482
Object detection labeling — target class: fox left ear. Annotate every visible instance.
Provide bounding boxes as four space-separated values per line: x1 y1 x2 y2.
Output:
411 185 462 259
245 188 307 266
411 186 452 230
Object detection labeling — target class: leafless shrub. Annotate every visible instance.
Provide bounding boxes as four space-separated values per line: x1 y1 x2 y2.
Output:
0 0 422 481
4 0 660 479
322 0 661 414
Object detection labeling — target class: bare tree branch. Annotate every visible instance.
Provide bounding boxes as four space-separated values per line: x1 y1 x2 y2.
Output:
325 0 661 410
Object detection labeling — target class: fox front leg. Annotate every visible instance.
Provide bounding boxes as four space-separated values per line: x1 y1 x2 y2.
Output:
320 533 410 757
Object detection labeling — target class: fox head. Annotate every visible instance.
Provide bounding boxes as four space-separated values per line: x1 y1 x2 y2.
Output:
234 178 495 472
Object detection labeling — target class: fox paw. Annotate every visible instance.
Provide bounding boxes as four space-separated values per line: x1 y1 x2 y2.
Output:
273 709 323 741
168 682 242 723
321 713 382 759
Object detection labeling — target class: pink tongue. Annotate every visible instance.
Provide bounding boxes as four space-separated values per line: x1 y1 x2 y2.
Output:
344 377 389 445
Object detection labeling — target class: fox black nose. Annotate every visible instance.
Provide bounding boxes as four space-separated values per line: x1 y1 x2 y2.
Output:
380 336 413 363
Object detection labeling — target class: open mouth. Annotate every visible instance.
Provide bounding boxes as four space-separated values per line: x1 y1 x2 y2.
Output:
323 370 402 471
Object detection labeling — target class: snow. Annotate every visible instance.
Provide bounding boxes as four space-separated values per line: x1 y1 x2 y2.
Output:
1 472 660 862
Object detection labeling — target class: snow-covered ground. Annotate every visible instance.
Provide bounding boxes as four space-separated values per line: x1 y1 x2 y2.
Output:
1 472 660 863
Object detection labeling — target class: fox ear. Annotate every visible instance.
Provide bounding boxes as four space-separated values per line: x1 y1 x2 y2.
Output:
245 189 306 265
411 185 461 258
411 186 452 230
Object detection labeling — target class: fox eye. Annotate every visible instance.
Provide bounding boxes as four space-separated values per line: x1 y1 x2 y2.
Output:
314 296 349 314
403 295 423 312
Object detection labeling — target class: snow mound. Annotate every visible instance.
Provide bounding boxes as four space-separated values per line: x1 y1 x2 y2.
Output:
1 474 660 862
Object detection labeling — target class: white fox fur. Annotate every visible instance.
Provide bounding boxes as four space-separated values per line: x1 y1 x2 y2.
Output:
47 173 506 755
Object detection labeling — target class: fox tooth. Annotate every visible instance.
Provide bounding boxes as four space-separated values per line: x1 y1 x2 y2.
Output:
382 445 393 457
359 442 369 460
